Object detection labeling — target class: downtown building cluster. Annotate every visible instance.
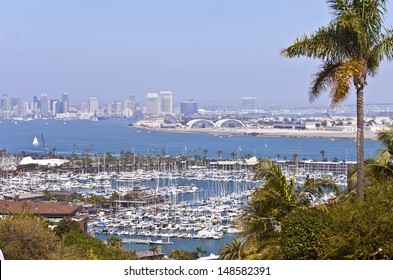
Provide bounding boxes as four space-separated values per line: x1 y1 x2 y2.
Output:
0 91 201 120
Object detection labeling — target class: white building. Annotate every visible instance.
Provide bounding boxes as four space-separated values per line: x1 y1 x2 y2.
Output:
145 93 160 115
89 97 99 115
160 91 173 115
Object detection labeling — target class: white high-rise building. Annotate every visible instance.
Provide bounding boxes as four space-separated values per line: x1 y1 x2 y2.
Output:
159 91 173 115
89 97 99 115
145 93 160 115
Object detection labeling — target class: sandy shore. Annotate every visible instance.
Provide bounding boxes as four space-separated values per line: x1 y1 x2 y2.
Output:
133 126 378 140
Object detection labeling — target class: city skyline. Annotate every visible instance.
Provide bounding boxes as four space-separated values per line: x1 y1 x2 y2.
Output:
1 1 393 106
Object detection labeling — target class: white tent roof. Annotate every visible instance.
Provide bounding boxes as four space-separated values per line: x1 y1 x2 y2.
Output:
244 156 258 165
19 156 69 167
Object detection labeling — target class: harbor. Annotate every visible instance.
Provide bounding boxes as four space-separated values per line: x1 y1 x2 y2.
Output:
0 156 350 255
0 118 374 255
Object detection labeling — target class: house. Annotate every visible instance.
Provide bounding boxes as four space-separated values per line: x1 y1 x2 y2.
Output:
0 200 88 233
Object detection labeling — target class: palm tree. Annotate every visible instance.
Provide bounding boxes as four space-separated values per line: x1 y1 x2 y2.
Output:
239 159 338 258
240 160 297 243
320 150 326 161
281 0 393 198
219 238 246 260
203 149 208 159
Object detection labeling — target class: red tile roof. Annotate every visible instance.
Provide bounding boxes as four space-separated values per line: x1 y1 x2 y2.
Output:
0 200 80 217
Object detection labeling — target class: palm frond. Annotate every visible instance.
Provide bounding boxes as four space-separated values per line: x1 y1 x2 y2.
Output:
310 61 338 103
329 59 365 107
371 29 393 62
377 127 393 154
281 24 345 61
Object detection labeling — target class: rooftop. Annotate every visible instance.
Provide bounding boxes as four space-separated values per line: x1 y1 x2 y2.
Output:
0 201 80 217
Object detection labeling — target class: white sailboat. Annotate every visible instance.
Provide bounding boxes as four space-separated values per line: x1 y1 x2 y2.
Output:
32 136 39 146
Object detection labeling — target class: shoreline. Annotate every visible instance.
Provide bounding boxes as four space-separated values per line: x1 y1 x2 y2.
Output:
132 125 378 140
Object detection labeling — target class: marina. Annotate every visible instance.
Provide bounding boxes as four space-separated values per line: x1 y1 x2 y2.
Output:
0 118 379 255
0 159 346 254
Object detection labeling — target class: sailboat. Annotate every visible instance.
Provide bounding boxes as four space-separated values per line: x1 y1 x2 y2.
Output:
32 136 39 146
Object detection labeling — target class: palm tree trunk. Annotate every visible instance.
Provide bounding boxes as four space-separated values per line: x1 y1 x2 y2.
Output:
356 88 365 199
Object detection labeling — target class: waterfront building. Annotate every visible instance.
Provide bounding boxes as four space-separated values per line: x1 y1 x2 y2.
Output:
89 96 99 115
14 98 28 118
115 101 123 116
180 99 198 115
80 101 87 113
32 96 40 116
0 94 11 118
123 99 134 117
50 99 61 116
241 97 256 110
106 103 112 116
62 93 69 113
1 94 11 112
129 94 137 109
160 91 173 115
40 93 49 117
145 93 160 115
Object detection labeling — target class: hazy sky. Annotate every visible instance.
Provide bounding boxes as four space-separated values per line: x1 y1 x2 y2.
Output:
1 0 393 107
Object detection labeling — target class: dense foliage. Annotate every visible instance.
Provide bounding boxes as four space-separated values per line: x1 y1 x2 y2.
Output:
0 212 58 260
0 214 137 260
219 128 393 260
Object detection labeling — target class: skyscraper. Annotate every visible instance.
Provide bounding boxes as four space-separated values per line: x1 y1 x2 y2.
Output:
80 101 87 113
40 93 49 117
145 93 160 115
160 91 173 115
32 96 39 116
50 99 59 116
1 95 11 117
129 94 136 110
62 93 69 113
89 97 99 115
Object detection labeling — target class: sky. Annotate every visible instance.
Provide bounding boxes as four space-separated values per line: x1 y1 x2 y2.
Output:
1 0 393 107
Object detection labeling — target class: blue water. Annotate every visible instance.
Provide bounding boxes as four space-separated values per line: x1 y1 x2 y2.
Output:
0 118 381 161
95 232 237 256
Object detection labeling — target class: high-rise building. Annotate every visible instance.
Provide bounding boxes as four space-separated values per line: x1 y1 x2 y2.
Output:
1 95 10 112
106 103 112 115
241 97 256 110
160 91 173 115
51 99 63 116
80 101 87 113
40 93 49 117
129 94 136 110
62 93 69 113
13 98 27 117
89 97 99 115
145 93 160 115
32 96 39 116
180 99 198 115
115 101 122 115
